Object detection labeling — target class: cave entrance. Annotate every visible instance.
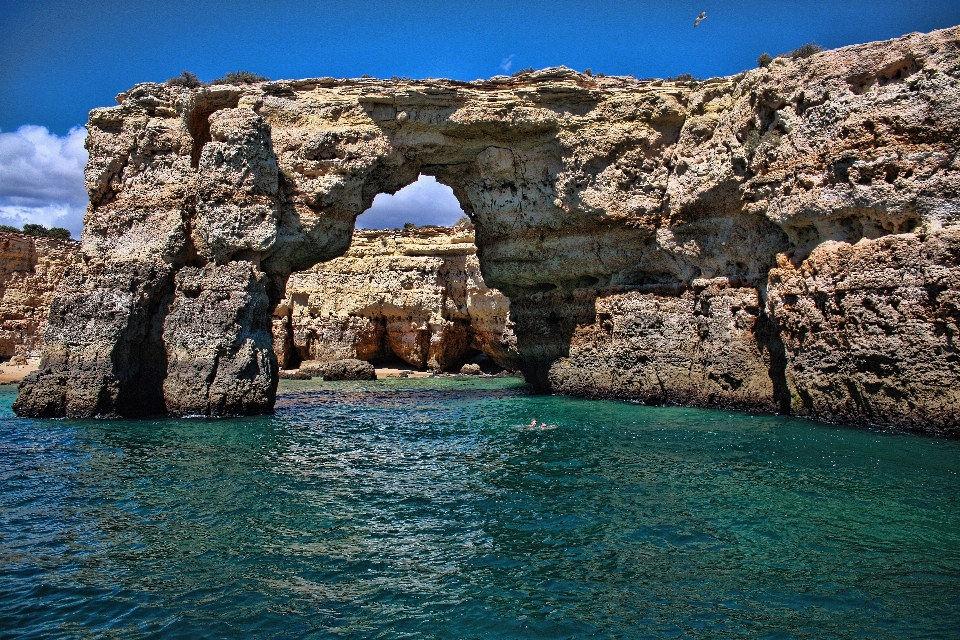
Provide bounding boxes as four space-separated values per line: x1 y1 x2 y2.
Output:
272 174 519 377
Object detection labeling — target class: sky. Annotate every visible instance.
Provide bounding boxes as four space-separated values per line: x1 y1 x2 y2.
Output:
1 0 959 236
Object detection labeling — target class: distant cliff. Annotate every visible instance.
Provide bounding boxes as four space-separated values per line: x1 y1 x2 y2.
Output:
0 232 80 360
275 225 518 372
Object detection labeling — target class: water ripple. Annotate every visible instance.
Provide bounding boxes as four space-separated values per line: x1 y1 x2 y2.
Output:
1 380 959 638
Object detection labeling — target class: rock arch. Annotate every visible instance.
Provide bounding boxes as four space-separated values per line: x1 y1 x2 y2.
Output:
15 26 960 434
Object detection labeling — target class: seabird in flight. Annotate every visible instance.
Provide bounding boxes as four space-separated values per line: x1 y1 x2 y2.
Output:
694 11 707 27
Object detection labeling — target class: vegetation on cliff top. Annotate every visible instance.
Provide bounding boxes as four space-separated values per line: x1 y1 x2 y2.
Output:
0 223 71 239
758 42 823 67
165 70 270 88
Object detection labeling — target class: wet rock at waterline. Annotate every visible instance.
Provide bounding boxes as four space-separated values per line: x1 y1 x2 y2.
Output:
15 26 960 434
298 358 376 381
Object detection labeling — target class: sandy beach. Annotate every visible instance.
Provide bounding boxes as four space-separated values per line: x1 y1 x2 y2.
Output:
0 358 39 384
375 366 436 379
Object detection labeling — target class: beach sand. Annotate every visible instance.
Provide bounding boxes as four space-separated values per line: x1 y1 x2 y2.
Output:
375 366 436 379
0 358 39 385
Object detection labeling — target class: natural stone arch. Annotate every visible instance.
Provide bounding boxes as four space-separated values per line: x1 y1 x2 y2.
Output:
15 26 960 435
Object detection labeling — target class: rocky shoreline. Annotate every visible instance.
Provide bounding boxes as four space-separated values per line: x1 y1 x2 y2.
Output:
12 26 960 435
276 225 519 373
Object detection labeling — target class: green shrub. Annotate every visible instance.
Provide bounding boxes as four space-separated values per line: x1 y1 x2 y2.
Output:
757 53 773 68
403 222 416 230
21 223 49 237
210 71 269 85
0 224 19 233
166 71 203 88
667 73 699 82
511 67 535 77
789 42 822 59
453 215 473 230
14 224 71 239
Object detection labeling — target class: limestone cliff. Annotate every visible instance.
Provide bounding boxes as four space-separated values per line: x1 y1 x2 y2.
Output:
0 232 80 360
276 225 518 372
15 26 960 435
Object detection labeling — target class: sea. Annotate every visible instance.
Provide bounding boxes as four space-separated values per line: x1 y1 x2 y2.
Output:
1 377 958 639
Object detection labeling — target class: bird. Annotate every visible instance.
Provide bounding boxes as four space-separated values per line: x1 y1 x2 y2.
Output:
694 11 707 27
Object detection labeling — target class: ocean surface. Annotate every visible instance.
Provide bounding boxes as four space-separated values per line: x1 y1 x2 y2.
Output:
1 377 959 639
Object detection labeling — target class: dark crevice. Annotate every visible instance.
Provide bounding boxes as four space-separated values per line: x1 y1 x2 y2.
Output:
752 305 791 414
188 93 241 168
113 268 178 418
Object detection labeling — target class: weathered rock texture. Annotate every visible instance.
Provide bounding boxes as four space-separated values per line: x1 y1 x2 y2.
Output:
299 358 376 380
15 26 960 435
275 225 518 372
0 233 80 360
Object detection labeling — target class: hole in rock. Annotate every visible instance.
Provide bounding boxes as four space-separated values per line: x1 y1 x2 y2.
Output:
355 174 466 229
188 93 241 168
275 175 522 378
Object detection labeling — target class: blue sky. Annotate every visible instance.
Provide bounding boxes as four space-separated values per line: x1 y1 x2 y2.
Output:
1 0 959 235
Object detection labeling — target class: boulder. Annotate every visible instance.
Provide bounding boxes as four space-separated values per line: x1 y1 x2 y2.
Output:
299 358 376 381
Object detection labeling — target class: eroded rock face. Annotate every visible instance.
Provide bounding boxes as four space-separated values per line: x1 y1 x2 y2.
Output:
299 358 376 380
162 262 277 416
0 233 80 360
15 26 960 433
767 232 960 435
14 261 174 418
276 225 518 372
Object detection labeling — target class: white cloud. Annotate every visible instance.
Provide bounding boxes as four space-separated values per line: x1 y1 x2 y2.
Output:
0 125 88 238
500 54 516 73
355 174 466 230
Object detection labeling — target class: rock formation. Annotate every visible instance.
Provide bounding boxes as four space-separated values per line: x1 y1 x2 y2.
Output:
298 358 376 380
0 232 80 360
275 225 517 372
15 26 960 435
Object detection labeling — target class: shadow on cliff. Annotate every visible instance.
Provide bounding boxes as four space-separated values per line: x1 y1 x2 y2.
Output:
510 290 596 393
752 309 791 415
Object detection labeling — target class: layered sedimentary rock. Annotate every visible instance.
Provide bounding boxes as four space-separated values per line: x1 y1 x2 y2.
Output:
275 225 517 371
0 232 80 360
16 26 960 435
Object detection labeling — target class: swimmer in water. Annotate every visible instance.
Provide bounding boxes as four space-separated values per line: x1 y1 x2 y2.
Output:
528 418 538 430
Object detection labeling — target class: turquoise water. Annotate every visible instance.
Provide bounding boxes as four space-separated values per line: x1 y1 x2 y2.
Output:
1 378 959 639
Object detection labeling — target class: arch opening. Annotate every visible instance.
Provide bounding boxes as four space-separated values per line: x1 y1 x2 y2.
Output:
355 174 467 230
272 174 518 378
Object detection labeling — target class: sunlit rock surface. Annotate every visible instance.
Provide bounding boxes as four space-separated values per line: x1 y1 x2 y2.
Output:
0 232 80 360
275 225 517 372
16 26 960 434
